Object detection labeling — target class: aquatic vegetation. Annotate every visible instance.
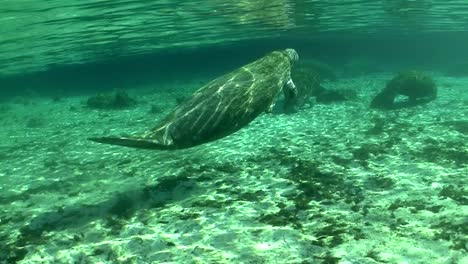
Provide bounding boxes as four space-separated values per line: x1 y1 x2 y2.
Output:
262 149 352 202
364 175 396 191
418 140 467 167
191 198 232 209
316 251 342 264
371 71 437 109
439 120 468 135
258 204 302 229
310 217 348 247
355 143 388 158
334 137 396 168
0 239 28 264
177 211 201 221
387 198 442 213
86 91 137 110
438 184 467 204
254 153 365 247
351 143 387 167
432 218 467 250
104 215 128 235
236 190 266 202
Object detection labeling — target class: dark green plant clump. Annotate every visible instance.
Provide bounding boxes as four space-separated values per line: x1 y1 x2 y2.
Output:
370 71 437 109
258 204 302 229
419 142 467 167
431 219 467 250
365 175 396 191
86 91 137 110
387 198 442 213
440 120 468 135
351 143 388 166
438 185 467 204
0 239 28 264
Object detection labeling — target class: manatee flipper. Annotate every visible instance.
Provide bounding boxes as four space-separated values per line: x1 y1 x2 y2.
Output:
88 137 171 150
284 78 298 99
282 76 299 113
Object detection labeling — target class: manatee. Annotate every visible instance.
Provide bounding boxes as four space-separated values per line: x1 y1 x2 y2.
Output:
89 49 299 149
370 70 436 109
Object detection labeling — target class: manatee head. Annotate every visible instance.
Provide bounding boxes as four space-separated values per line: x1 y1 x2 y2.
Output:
285 48 299 63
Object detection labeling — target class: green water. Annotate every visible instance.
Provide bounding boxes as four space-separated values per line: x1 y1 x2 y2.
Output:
1 0 468 76
0 1 467 264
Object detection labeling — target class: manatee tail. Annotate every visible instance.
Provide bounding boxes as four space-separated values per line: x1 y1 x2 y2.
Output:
88 136 173 150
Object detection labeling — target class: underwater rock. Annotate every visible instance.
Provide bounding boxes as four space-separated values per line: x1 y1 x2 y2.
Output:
370 71 437 109
419 141 467 167
89 49 299 149
86 91 137 110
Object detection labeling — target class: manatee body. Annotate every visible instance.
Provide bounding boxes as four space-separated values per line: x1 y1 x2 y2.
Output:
89 49 299 149
371 71 436 109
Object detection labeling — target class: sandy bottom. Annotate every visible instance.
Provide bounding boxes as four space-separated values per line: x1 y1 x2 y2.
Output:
0 73 466 264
